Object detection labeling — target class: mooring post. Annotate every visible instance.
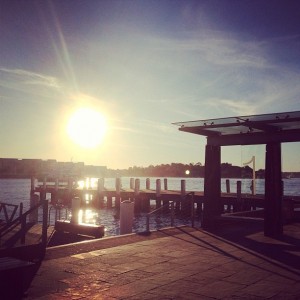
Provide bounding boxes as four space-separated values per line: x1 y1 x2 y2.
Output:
71 197 81 224
156 179 161 208
30 176 35 196
107 196 112 208
171 201 175 227
97 178 105 208
162 178 169 210
146 178 150 189
130 178 134 189
29 193 39 223
120 200 134 235
225 179 231 211
164 178 168 190
41 199 48 251
115 177 121 209
134 178 140 212
226 179 230 193
181 179 188 212
40 176 47 201
236 180 242 211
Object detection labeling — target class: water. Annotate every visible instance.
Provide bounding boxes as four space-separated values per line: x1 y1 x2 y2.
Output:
1 177 299 236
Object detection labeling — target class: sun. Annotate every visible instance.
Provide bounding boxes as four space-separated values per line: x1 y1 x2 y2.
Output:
67 108 107 148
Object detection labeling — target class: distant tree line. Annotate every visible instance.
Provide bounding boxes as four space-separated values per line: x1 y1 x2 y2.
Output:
106 162 285 178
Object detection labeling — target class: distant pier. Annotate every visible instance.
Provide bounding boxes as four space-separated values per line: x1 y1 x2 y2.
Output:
32 177 268 213
31 176 300 224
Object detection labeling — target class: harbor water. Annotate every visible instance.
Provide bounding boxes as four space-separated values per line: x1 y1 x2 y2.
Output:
1 177 299 236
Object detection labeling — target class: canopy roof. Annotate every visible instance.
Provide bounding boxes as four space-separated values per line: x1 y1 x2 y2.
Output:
173 111 300 146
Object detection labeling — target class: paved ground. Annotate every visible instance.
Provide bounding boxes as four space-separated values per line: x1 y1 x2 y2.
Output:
24 222 300 299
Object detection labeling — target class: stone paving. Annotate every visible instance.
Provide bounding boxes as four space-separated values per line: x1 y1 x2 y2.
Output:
26 224 300 299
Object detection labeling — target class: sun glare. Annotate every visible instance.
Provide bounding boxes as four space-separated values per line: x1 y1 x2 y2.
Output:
67 108 107 148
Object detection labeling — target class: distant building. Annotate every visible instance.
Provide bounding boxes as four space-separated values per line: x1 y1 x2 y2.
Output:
0 158 106 179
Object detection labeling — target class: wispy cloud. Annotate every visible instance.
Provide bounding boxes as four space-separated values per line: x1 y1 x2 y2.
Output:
0 68 60 89
151 31 269 70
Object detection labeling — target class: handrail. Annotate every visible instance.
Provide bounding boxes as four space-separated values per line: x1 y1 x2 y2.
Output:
145 191 195 232
0 200 48 249
0 202 19 223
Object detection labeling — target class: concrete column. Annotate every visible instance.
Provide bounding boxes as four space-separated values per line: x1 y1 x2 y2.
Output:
202 144 221 229
264 142 283 237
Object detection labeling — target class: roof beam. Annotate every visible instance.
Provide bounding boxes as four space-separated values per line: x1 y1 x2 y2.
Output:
207 129 300 146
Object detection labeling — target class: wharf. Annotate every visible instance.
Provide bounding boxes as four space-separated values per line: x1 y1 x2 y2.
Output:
26 222 300 299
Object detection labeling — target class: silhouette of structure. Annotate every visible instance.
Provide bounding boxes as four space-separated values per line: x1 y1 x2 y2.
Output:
174 111 300 237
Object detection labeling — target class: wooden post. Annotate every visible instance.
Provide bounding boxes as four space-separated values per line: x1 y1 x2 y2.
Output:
162 179 169 210
202 144 221 229
236 180 242 211
225 179 231 212
30 176 35 196
146 178 150 190
29 193 39 223
39 176 46 201
264 142 283 237
115 178 121 209
156 179 161 208
41 199 48 252
130 178 134 189
107 196 112 208
164 178 168 190
134 178 140 212
181 179 188 212
97 178 105 208
71 197 81 224
226 179 230 193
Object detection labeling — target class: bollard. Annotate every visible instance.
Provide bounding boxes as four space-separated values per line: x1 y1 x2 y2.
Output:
71 197 81 224
120 200 134 235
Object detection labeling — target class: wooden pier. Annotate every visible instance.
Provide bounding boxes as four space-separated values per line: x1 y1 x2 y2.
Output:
31 177 300 220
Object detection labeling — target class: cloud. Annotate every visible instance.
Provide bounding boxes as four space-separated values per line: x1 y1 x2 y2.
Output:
150 31 270 70
0 68 60 89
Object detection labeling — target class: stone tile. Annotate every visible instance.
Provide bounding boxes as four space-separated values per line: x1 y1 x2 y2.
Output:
100 280 158 298
238 280 288 298
192 279 246 299
223 268 270 285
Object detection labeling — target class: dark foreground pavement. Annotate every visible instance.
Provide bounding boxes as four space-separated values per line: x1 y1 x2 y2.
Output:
26 223 300 299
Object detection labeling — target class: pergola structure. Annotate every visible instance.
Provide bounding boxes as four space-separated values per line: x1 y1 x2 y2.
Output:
173 111 300 237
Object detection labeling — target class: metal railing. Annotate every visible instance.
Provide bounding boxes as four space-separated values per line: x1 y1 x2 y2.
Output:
0 200 48 249
145 192 195 232
0 202 20 224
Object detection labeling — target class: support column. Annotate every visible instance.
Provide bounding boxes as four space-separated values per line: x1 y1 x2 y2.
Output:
264 142 283 237
202 144 221 229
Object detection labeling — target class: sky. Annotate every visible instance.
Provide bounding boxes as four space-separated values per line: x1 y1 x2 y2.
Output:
1 0 300 171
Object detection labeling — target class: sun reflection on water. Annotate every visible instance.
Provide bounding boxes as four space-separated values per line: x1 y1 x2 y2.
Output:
78 209 98 224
